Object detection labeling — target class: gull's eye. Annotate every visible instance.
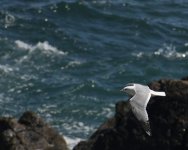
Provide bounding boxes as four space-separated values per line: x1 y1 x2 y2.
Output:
126 83 134 87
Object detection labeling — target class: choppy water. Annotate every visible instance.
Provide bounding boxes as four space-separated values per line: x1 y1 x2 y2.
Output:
0 0 188 148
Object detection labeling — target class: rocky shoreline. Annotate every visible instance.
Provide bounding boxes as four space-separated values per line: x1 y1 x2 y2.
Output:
0 111 68 150
0 77 188 150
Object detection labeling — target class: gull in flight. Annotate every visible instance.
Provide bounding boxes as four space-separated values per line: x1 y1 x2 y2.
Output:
121 83 166 136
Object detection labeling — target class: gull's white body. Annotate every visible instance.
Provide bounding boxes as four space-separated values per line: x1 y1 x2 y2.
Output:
121 83 166 136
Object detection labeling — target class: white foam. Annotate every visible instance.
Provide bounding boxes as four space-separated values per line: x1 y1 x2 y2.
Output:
64 136 84 150
0 64 18 74
20 74 38 81
154 47 188 59
99 107 114 118
63 121 94 135
133 44 188 59
15 40 67 56
184 43 188 47
62 60 82 70
65 60 83 68
15 40 33 50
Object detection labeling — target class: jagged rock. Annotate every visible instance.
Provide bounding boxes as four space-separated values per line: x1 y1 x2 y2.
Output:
0 111 68 150
74 78 188 150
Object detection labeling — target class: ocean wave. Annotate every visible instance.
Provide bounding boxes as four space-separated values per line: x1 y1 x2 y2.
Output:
62 105 113 149
132 43 188 59
63 121 94 135
54 0 123 17
15 40 67 56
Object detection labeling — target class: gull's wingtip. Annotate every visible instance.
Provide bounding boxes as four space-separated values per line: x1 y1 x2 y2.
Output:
146 130 152 136
141 120 152 137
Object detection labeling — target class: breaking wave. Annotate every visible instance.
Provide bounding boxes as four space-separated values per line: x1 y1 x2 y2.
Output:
15 40 67 56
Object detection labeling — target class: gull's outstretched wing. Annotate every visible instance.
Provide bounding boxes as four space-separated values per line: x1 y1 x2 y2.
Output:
129 84 152 136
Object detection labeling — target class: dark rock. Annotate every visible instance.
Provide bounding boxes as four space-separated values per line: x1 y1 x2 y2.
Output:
74 78 188 150
0 111 68 150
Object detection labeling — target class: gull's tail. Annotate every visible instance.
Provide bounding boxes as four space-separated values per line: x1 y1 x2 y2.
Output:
150 90 166 97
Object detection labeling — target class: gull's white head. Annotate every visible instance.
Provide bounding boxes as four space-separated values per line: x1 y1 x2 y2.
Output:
121 83 135 96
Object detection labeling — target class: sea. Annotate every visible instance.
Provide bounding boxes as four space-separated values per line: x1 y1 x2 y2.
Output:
0 0 188 149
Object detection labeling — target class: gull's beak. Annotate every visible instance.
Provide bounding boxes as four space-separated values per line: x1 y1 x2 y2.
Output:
120 88 125 92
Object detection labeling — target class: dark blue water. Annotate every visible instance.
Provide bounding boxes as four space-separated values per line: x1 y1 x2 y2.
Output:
0 0 188 148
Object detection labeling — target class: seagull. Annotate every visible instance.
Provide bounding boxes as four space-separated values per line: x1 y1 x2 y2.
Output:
121 83 166 136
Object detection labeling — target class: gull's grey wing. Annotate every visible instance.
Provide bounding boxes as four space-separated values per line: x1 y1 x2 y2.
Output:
130 100 152 136
129 84 151 121
130 100 149 122
129 84 152 135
